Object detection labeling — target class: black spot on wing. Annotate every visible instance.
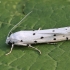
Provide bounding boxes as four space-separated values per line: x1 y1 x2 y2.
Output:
52 30 55 32
65 29 67 30
53 34 56 36
40 36 44 39
53 38 56 40
63 35 65 37
20 40 23 42
34 41 37 43
33 33 35 35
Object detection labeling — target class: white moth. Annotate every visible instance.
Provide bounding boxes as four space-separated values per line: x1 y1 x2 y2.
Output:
6 11 70 55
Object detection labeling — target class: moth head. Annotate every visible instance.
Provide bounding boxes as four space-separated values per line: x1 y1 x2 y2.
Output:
6 33 14 45
6 37 11 45
6 11 32 45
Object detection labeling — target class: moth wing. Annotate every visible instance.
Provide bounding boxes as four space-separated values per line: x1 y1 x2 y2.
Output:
36 29 68 35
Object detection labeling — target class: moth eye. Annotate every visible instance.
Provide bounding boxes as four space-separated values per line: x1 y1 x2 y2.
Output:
8 41 12 45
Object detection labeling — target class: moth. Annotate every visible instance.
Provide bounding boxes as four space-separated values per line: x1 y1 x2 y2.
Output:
6 11 70 55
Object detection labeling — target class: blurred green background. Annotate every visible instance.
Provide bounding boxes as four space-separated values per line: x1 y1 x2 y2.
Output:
0 0 70 70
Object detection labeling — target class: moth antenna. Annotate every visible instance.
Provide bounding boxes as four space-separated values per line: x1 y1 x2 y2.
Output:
7 11 32 37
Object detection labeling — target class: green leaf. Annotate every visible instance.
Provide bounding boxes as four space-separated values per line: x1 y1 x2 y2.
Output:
0 0 70 70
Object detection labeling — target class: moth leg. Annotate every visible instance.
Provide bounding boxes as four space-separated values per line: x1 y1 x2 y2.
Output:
38 27 41 30
6 44 14 55
28 44 41 54
47 42 57 44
